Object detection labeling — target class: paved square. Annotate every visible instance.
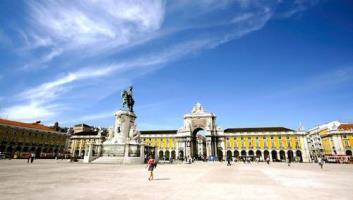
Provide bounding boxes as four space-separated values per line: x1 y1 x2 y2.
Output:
0 160 352 200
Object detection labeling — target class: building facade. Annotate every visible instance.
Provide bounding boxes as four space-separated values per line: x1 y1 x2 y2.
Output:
0 118 68 158
140 103 310 162
307 121 353 160
68 124 107 158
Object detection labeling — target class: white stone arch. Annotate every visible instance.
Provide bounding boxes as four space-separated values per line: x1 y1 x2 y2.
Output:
177 103 220 159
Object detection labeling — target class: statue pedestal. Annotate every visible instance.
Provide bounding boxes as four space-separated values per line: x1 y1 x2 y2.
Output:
84 110 144 164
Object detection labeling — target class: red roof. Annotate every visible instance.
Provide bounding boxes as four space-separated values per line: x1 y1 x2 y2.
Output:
338 124 353 130
0 118 55 132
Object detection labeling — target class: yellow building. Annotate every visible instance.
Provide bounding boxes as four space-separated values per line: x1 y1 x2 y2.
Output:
140 103 310 162
307 121 353 160
68 124 107 158
0 118 69 158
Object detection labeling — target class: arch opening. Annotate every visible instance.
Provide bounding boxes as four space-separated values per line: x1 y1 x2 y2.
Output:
296 150 303 162
192 128 207 160
271 150 278 162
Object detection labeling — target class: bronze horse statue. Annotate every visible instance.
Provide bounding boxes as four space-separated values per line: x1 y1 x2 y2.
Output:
121 86 135 112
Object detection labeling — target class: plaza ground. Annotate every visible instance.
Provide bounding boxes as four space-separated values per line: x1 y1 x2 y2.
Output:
0 160 352 200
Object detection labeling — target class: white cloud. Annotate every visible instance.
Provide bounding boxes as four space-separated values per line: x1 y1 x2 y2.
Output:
0 103 59 122
26 0 165 48
21 48 63 70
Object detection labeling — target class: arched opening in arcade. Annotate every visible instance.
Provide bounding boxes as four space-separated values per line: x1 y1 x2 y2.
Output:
0 144 5 152
271 150 278 162
346 150 352 156
217 148 223 161
296 150 303 162
248 150 254 161
226 150 232 160
171 150 176 159
159 150 164 160
81 150 85 158
256 150 262 161
264 150 269 160
178 150 184 160
74 150 79 158
287 150 294 162
241 150 247 161
191 128 207 160
234 150 239 160
279 150 286 161
144 146 155 160
165 150 170 160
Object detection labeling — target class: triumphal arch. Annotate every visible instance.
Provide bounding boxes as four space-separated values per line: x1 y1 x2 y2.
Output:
176 103 221 159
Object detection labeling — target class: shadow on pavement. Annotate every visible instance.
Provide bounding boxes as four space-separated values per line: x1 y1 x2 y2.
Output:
153 178 170 181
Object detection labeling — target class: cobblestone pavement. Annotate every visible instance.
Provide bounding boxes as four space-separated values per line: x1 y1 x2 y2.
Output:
0 160 352 200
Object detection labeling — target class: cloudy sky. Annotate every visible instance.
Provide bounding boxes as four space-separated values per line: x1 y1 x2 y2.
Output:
0 0 352 130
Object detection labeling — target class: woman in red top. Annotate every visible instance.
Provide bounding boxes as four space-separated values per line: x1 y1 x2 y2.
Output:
146 155 155 181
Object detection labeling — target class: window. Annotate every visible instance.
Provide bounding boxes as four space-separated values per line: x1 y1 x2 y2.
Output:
286 136 289 139
279 136 282 139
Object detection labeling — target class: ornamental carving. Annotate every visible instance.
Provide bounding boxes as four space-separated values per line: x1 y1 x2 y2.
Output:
191 118 207 129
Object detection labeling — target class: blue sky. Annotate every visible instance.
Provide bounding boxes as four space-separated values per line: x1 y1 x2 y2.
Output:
0 0 352 130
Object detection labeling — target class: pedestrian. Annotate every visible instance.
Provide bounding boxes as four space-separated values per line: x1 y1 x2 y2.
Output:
30 152 35 163
31 152 35 163
169 156 173 164
266 157 270 165
287 158 291 167
227 157 232 166
318 157 324 169
146 155 155 181
27 153 31 163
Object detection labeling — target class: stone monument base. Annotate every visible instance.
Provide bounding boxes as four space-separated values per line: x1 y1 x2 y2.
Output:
83 101 144 164
85 143 144 164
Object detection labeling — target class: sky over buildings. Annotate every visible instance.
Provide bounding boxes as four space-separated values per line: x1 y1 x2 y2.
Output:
0 0 352 130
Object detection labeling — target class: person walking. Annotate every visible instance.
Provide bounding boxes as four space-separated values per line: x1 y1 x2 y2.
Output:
146 155 155 181
227 157 232 166
30 152 35 163
27 153 31 163
287 158 291 167
266 157 270 165
318 157 324 169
